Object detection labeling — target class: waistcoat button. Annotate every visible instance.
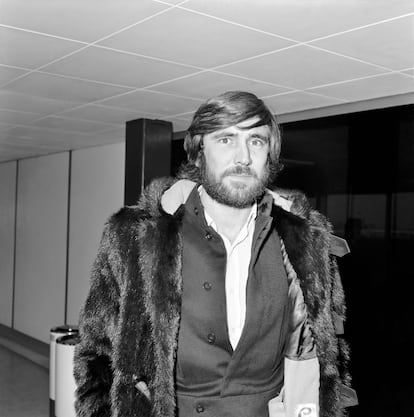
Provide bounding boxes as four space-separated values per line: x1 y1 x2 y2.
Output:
203 282 212 291
207 332 216 344
196 404 205 413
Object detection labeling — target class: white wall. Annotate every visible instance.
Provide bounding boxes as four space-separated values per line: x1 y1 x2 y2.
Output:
0 141 125 343
0 161 17 327
14 153 69 343
67 143 124 324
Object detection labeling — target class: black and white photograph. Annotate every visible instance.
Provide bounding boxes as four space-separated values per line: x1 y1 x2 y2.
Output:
0 1 413 417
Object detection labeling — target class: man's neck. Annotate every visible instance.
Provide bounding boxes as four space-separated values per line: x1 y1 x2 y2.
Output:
199 188 255 244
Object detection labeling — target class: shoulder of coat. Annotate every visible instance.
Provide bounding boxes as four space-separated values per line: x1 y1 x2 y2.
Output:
103 177 178 230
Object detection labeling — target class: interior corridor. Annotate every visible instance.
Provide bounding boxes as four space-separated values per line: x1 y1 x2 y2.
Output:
0 344 48 417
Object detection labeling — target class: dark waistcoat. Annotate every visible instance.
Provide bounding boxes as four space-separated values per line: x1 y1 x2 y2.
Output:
176 189 289 417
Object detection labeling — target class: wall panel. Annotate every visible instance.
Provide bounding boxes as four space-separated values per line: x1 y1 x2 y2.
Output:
0 161 17 327
14 152 69 343
66 143 125 324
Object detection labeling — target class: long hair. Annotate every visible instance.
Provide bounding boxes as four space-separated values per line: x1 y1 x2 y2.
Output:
182 91 282 182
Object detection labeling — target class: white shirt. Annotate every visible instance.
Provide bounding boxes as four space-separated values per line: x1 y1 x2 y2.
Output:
202 198 257 350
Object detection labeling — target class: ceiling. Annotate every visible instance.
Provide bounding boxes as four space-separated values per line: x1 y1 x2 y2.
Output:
0 0 413 162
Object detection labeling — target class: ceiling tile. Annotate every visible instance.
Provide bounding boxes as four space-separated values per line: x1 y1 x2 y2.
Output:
71 136 124 149
0 139 63 162
168 117 191 132
100 90 202 116
31 116 117 134
5 125 90 145
4 72 132 103
0 109 40 125
43 46 197 88
401 68 414 76
311 15 414 71
0 26 83 69
184 0 414 41
0 65 28 85
78 127 125 147
151 70 291 99
0 90 79 114
98 7 293 67
59 104 158 124
0 135 65 151
0 0 169 42
93 125 125 138
156 0 186 4
0 122 13 131
264 91 345 114
219 45 387 89
309 73 414 101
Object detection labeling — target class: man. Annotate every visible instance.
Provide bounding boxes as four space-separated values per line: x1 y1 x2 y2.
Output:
74 91 355 417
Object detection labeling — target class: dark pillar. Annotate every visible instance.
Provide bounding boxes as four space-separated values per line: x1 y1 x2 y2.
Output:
124 118 172 205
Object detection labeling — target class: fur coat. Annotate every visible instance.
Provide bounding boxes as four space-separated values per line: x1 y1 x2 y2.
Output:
74 177 353 417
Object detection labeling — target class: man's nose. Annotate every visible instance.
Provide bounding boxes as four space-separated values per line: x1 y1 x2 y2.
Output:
234 141 252 165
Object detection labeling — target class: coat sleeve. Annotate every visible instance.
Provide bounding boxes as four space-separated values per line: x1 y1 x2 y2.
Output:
73 222 121 417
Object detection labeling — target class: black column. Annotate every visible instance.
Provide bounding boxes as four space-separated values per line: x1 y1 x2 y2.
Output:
124 118 172 205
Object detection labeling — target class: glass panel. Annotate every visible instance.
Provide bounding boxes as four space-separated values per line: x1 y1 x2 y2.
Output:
350 194 387 240
326 194 348 237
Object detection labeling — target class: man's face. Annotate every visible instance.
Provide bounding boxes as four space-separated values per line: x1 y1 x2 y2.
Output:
198 116 271 208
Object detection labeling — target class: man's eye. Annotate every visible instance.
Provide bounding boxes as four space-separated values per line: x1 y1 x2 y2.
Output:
249 139 265 148
218 137 231 144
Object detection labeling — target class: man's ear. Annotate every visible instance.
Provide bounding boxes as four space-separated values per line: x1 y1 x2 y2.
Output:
195 151 202 168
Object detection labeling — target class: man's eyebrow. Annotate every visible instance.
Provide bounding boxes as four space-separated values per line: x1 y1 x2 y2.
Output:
248 133 270 141
211 130 236 138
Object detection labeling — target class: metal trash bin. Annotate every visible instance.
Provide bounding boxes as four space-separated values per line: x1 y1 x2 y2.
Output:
55 333 80 417
49 325 78 417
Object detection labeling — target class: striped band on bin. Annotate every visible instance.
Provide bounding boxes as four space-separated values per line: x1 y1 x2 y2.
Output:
51 325 78 335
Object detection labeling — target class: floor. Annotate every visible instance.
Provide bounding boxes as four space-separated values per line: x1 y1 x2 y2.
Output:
0 344 49 417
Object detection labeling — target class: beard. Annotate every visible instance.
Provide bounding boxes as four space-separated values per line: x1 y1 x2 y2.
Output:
199 155 270 208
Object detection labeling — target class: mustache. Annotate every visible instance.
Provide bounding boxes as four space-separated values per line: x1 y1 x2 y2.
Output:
222 166 257 177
